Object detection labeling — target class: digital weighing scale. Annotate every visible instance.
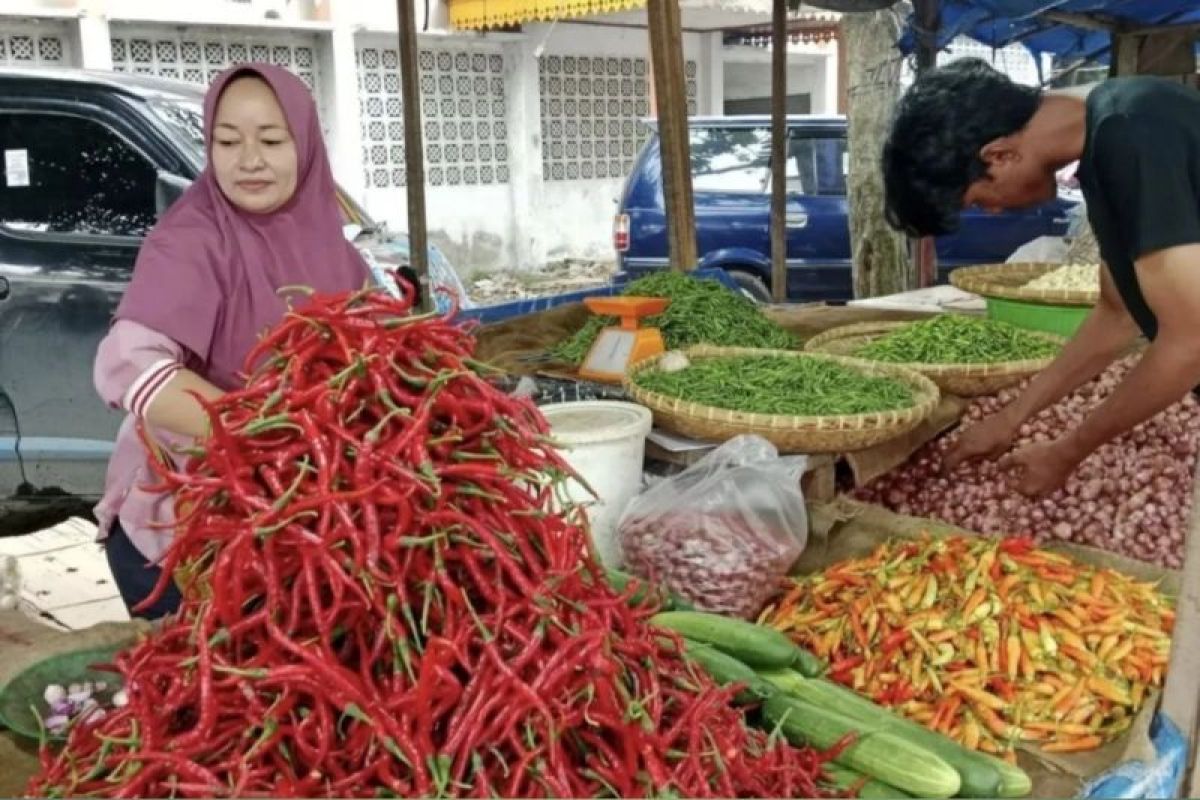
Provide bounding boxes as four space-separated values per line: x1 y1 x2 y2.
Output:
577 296 670 384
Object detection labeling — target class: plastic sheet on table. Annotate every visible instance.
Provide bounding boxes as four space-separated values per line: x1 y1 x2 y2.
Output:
1080 713 1188 799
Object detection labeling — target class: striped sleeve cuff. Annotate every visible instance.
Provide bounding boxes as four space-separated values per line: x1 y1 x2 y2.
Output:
120 358 182 419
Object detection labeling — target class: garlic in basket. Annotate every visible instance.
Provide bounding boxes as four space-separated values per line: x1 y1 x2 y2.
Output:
658 351 691 373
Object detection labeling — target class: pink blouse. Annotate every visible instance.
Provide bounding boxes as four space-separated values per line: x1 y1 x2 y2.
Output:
93 320 202 563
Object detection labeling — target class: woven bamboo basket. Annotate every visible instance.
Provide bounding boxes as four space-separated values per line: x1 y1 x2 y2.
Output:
949 262 1099 306
804 321 1065 397
624 346 940 454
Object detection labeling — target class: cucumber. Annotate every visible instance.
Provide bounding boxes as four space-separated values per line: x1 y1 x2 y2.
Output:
771 671 1010 799
763 693 961 798
793 646 826 678
679 640 773 703
821 763 911 799
758 668 807 695
603 569 692 610
982 755 1033 798
649 611 808 669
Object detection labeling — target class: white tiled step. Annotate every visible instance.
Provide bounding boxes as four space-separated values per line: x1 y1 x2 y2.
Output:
0 518 129 629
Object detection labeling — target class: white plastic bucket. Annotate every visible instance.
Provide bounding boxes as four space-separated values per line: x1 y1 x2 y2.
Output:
539 400 652 567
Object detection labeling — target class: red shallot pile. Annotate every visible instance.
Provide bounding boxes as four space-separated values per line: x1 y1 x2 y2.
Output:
855 356 1197 569
30 288 841 799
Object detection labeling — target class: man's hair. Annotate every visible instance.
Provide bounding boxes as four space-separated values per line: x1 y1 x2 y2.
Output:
882 58 1042 237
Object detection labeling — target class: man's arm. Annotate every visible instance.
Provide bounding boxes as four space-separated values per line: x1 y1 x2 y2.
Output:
994 265 1136 424
1060 243 1200 462
944 266 1136 470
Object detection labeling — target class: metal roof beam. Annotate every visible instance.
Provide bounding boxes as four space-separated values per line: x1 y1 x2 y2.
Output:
1040 10 1124 32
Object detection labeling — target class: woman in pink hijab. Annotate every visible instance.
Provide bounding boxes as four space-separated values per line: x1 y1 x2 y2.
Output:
94 64 369 618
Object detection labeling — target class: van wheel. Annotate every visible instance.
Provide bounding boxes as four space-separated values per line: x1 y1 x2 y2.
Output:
730 271 772 304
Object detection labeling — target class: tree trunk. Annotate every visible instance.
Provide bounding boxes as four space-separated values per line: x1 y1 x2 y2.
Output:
1066 218 1101 264
844 9 914 298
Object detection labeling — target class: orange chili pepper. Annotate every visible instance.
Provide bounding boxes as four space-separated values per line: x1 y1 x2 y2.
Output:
961 714 982 750
962 588 987 621
1054 678 1087 718
1087 676 1131 705
951 682 1008 712
1006 636 1022 682
940 695 963 734
1041 735 1103 753
1062 645 1098 668
849 608 870 650
974 705 1017 739
1020 650 1036 682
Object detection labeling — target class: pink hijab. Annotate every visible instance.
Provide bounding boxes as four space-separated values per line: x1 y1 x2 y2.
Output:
117 64 368 390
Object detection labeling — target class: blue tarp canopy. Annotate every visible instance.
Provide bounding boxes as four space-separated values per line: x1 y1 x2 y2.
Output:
899 1 1200 66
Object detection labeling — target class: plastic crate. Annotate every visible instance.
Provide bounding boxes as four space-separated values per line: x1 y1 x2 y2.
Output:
459 268 742 325
985 296 1090 338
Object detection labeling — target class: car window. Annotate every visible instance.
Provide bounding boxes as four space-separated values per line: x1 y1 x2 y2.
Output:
689 126 770 194
148 98 205 170
788 135 848 196
0 112 157 238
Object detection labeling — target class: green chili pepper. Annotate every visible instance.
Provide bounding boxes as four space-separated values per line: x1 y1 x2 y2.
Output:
855 314 1059 364
553 272 796 363
632 354 915 415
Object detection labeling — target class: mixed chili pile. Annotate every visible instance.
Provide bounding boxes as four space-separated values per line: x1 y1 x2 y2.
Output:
761 534 1174 758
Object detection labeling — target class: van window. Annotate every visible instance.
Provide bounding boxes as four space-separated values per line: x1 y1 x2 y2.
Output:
0 112 157 238
689 126 770 194
788 135 848 196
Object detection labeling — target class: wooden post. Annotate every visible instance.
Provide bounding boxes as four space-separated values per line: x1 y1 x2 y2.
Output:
396 0 430 307
911 0 939 288
835 21 848 115
1166 462 1200 796
769 0 787 302
646 0 698 271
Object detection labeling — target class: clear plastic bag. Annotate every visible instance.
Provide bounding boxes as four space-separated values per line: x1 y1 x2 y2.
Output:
617 435 808 619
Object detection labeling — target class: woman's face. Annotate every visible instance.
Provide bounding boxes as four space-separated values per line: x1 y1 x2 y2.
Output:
211 76 298 214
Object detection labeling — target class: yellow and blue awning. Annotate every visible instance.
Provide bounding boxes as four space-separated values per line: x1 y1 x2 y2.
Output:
449 0 647 30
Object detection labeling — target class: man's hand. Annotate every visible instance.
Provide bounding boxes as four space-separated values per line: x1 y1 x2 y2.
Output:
944 266 1134 475
943 412 1018 472
999 439 1083 497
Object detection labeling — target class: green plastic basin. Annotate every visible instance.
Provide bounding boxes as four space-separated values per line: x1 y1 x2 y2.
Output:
985 296 1090 338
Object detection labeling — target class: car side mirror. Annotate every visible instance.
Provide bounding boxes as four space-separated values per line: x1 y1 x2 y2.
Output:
155 171 193 218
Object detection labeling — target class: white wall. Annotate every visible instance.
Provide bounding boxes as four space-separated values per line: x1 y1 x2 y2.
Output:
2 0 828 273
720 41 837 115
528 22 706 264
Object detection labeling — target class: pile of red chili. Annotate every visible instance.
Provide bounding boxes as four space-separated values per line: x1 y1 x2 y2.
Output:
29 288 841 798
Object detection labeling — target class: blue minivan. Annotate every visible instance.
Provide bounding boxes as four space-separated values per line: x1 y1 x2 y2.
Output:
614 116 1077 301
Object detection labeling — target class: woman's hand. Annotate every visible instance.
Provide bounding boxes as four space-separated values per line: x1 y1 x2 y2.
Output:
144 370 225 440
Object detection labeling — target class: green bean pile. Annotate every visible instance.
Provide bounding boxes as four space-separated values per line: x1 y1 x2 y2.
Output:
553 272 796 364
854 315 1060 364
634 355 915 416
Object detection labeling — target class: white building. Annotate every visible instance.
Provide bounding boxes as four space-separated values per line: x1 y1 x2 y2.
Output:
0 0 843 272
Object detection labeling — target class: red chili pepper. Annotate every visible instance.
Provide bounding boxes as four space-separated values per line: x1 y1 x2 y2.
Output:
881 629 909 655
988 676 1017 703
999 536 1036 554
830 655 865 674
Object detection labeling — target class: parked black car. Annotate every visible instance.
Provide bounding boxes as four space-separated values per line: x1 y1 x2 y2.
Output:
0 67 405 533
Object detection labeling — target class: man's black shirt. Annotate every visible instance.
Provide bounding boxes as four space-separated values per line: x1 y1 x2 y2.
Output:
1076 77 1200 341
